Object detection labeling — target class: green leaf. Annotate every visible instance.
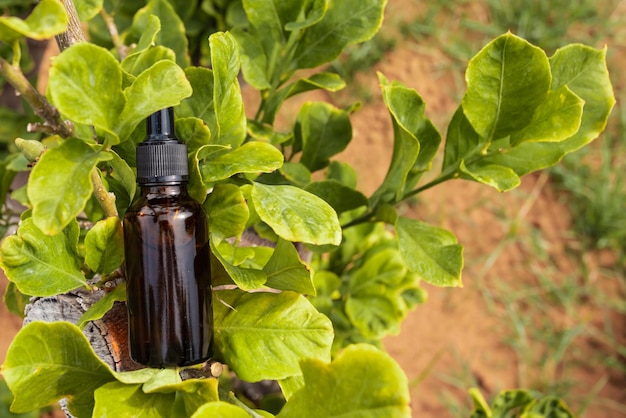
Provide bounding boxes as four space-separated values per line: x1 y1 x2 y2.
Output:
0 218 85 297
0 375 40 418
305 180 368 214
2 282 31 318
180 67 216 133
263 239 315 295
176 117 212 153
251 183 341 246
293 0 386 69
1 321 116 417
395 216 463 287
204 184 249 242
284 0 328 31
118 60 193 141
462 32 551 141
459 161 521 192
84 217 124 275
213 289 333 382
327 160 358 189
281 162 312 187
295 102 352 172
211 240 267 290
263 72 346 124
442 106 483 172
509 86 584 146
188 144 229 203
277 344 410 417
104 150 137 216
0 0 68 42
524 396 573 417
74 0 104 21
200 142 283 183
77 284 127 329
131 0 190 68
48 43 125 144
345 249 416 339
28 138 111 235
210 32 246 147
231 27 271 90
549 44 615 153
122 46 177 77
192 402 251 418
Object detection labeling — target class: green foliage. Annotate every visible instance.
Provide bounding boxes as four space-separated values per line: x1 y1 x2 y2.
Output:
0 0 615 416
469 387 573 418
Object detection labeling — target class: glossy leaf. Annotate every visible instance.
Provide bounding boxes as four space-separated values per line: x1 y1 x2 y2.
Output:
84 217 124 275
28 138 111 235
201 142 283 183
462 33 551 141
192 402 251 418
263 73 346 124
74 0 104 21
459 161 521 192
210 32 246 147
180 67 216 134
293 0 386 69
176 117 212 153
395 216 463 287
118 60 193 141
77 284 127 329
263 239 315 295
1 321 116 417
48 44 125 144
0 218 84 297
295 102 352 172
442 106 483 172
213 289 333 382
549 44 615 153
251 183 342 246
204 183 249 242
305 180 368 214
131 0 190 68
509 86 583 146
277 344 411 417
281 162 312 187
0 0 67 42
121 46 176 77
211 240 267 290
231 27 271 90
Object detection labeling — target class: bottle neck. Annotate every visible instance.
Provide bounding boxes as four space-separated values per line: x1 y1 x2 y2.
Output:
139 182 189 198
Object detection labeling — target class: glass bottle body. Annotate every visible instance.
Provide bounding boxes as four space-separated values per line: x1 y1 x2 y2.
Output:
123 183 213 367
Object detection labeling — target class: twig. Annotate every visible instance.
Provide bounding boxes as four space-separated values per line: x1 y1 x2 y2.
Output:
0 57 73 137
100 8 128 60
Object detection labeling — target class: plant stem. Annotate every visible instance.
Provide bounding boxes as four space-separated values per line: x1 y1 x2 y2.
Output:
0 58 73 137
91 169 119 217
402 170 458 200
100 8 127 60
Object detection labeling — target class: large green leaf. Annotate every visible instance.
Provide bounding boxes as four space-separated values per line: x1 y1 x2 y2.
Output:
376 73 441 201
0 321 116 418
263 239 315 295
48 44 125 144
84 217 124 275
28 138 111 235
345 249 418 339
118 60 193 141
93 379 219 418
204 184 249 242
209 32 246 147
213 289 333 382
293 0 386 69
74 0 104 21
251 183 341 246
179 67 216 134
131 0 190 68
462 33 551 141
295 102 352 172
395 216 463 287
277 344 410 417
176 117 212 154
549 44 615 153
192 402 251 418
304 180 368 214
0 0 67 42
231 27 271 90
121 46 177 78
211 240 267 291
200 142 283 183
0 219 84 296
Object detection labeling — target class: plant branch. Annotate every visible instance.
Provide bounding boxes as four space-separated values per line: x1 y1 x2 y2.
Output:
92 169 119 218
0 57 73 137
100 8 127 60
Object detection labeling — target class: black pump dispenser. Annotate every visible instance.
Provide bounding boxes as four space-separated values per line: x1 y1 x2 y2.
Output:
136 107 188 184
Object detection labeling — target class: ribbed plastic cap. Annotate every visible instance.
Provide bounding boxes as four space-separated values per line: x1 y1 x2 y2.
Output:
136 108 189 184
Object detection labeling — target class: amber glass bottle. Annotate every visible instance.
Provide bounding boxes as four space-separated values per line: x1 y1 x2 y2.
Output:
123 107 213 368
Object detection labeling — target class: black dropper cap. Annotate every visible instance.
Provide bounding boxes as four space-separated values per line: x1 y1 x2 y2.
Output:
136 108 189 184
